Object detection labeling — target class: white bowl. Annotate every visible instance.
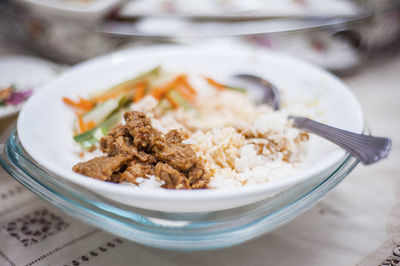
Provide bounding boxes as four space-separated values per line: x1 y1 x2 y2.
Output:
17 45 363 212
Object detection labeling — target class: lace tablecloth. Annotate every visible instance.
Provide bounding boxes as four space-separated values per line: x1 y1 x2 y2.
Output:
0 46 399 266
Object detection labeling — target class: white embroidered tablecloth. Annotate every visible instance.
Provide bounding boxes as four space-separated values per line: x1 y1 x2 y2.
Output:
0 41 399 266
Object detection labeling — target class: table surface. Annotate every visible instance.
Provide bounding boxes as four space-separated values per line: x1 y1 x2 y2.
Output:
0 40 399 266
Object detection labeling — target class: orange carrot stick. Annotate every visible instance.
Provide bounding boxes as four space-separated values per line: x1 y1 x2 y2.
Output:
177 75 197 95
150 79 177 100
85 120 96 131
204 76 226 91
92 85 133 103
78 97 94 110
63 97 80 107
133 82 146 103
150 75 194 101
78 116 86 133
165 93 179 109
63 97 93 111
176 84 194 102
150 87 168 100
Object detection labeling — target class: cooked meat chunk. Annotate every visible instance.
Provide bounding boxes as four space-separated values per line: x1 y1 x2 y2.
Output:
132 127 163 152
109 124 128 138
124 111 165 152
124 111 151 140
165 130 183 144
124 111 151 128
101 134 134 156
134 151 157 164
74 111 210 189
73 154 132 181
188 163 210 189
100 124 131 155
125 111 168 151
113 161 154 184
155 162 190 189
100 132 157 164
100 135 114 154
156 143 197 172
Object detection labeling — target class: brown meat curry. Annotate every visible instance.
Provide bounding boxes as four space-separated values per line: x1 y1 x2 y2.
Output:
73 111 210 189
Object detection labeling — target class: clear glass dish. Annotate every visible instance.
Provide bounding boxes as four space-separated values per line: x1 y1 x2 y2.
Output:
0 125 359 250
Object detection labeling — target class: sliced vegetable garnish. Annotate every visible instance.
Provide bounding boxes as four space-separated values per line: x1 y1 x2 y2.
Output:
150 87 168 100
176 85 194 102
150 76 179 100
90 66 162 100
85 120 96 131
6 88 33 105
226 86 246 92
0 86 14 102
204 76 226 90
158 98 172 111
91 85 132 103
177 75 197 95
204 76 246 92
78 97 94 109
63 97 93 111
74 112 122 149
78 115 86 134
0 84 33 106
64 67 248 149
82 98 119 125
133 82 147 103
166 90 193 110
118 92 134 108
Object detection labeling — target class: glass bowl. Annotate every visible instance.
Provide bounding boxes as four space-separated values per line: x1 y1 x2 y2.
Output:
0 125 360 250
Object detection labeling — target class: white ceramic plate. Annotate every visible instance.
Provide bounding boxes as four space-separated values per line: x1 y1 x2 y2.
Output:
0 55 60 119
119 0 361 19
14 0 124 25
17 45 363 213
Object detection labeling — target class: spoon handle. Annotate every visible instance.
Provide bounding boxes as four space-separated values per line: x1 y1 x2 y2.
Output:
289 116 391 165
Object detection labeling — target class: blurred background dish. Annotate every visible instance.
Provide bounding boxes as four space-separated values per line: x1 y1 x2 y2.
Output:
0 55 61 119
118 0 363 19
0 0 399 74
12 0 126 25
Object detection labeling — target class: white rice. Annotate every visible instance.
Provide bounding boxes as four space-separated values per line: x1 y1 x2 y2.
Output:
124 175 165 190
128 75 310 189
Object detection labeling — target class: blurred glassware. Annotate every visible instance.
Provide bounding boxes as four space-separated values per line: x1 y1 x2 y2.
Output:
0 0 399 74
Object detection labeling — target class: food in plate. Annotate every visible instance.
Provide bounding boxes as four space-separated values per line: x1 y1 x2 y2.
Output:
64 66 310 190
0 85 33 106
73 111 210 189
17 46 364 212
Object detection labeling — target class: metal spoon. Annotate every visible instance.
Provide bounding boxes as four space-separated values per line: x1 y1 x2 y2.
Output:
234 73 391 165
